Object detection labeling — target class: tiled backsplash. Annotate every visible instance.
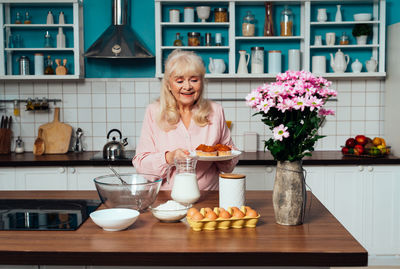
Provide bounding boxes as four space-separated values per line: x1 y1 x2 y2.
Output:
0 78 384 153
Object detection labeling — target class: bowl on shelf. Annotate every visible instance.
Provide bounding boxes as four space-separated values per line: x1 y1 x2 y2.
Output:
353 13 372 21
90 208 140 231
196 6 210 22
94 173 163 212
149 199 192 222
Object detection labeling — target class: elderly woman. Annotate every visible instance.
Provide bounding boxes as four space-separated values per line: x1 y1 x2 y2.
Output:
132 50 238 190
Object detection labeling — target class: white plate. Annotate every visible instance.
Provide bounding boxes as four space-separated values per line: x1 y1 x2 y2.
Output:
189 150 242 161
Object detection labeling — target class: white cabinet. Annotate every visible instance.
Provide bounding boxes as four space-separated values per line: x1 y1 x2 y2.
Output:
0 0 84 80
155 0 385 79
0 167 16 190
233 165 275 190
15 167 69 190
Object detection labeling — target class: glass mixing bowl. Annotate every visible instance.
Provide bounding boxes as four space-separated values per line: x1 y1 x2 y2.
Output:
94 173 163 212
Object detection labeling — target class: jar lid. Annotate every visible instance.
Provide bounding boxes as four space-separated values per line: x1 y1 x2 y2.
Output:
170 9 179 11
251 46 264 51
34 53 44 56
219 173 246 179
184 6 194 9
188 32 200 37
214 7 227 12
269 50 282 53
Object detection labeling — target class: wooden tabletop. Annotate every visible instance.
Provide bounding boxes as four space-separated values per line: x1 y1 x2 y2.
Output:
0 190 367 267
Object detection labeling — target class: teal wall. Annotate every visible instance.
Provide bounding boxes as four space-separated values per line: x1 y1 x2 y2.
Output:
83 0 400 78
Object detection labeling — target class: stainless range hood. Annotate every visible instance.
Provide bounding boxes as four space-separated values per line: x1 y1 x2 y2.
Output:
85 0 154 59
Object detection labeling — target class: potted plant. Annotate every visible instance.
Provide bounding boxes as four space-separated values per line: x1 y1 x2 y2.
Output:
246 71 337 225
352 24 372 45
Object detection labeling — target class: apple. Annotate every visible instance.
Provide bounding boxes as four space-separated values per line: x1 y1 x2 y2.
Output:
341 147 349 155
345 138 356 148
354 144 364 155
355 135 367 146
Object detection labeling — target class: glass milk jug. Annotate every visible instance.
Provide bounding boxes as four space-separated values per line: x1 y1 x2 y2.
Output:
169 158 200 204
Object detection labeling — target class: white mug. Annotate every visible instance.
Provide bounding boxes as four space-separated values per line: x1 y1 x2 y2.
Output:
312 56 326 74
314 35 322 46
326 32 336 46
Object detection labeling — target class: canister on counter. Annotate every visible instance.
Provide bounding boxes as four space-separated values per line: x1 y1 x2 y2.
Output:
219 173 246 209
34 53 44 75
188 32 200 46
214 7 228 22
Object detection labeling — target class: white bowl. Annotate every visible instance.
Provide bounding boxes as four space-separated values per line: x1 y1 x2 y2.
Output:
196 6 210 22
90 208 139 231
354 13 372 21
149 200 191 222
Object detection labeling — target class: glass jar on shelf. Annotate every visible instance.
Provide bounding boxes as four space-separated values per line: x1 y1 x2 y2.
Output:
214 8 227 22
340 32 349 45
15 12 22 24
280 5 293 36
24 12 31 24
44 31 53 48
173 33 183 46
44 55 54 75
242 11 255 37
188 32 200 46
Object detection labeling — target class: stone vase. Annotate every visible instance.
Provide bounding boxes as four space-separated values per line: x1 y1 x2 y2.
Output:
272 160 306 225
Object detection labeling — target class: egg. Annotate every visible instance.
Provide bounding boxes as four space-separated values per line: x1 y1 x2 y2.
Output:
187 207 199 218
205 211 218 220
192 212 205 220
246 209 258 217
219 210 231 219
232 208 245 218
204 207 213 213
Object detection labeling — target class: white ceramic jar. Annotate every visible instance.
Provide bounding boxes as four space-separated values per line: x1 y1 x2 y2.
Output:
184 7 194 23
169 9 180 23
268 50 281 74
34 53 44 75
288 49 300 71
351 59 362 73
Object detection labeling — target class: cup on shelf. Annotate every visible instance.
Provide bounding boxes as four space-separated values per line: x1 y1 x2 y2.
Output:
169 9 180 23
314 35 322 46
326 32 336 46
184 7 194 23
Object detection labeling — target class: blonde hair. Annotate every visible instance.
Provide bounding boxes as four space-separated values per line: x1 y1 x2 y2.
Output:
157 50 211 131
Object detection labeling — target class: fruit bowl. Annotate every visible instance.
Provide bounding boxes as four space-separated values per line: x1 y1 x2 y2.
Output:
341 146 391 157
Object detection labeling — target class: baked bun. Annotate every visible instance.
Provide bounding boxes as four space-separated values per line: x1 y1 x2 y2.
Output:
215 144 231 156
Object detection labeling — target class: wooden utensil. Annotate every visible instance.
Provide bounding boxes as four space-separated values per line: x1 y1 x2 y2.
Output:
33 128 45 156
55 59 67 75
38 107 72 154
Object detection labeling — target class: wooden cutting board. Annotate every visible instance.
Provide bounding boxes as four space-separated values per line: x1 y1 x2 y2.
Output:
38 107 72 154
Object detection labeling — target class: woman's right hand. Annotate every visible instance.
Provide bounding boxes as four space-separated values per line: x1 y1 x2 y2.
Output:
165 148 190 164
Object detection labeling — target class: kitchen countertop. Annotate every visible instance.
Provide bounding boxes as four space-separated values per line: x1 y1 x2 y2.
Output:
0 190 367 267
0 150 399 167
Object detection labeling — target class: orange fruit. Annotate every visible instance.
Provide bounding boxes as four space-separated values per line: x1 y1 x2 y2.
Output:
372 137 382 146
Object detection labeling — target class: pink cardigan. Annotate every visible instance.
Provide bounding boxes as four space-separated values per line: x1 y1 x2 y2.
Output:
132 101 239 190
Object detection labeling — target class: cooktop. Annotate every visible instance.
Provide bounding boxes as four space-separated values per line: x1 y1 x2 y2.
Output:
0 199 101 231
90 150 136 161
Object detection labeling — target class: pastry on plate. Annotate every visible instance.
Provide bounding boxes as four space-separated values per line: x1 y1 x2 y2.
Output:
196 144 217 156
215 144 231 156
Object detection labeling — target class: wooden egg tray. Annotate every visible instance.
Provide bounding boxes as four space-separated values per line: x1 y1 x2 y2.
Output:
186 215 260 231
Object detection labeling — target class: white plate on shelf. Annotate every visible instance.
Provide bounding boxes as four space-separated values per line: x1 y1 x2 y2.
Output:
189 150 242 161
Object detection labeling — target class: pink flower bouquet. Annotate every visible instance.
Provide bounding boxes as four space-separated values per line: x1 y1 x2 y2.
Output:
246 70 337 161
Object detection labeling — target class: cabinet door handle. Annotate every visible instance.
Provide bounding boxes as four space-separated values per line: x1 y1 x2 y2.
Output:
367 166 374 172
68 168 76 174
266 167 273 173
58 167 65 174
358 165 364 172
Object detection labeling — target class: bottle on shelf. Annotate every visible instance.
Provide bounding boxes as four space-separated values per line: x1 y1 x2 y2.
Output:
44 31 53 48
44 55 54 75
57 27 66 48
15 12 22 24
205 33 211 46
264 2 274 36
47 11 54 24
339 32 349 45
215 33 222 46
280 5 293 36
59 11 65 24
173 33 183 46
242 11 255 37
24 12 31 24
335 5 342 22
